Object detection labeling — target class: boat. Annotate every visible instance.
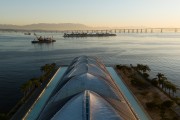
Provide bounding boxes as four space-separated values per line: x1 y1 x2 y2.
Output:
31 33 56 43
24 32 31 35
63 32 116 37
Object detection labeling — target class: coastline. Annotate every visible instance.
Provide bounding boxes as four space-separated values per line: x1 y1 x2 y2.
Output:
115 65 180 120
10 67 59 120
4 63 179 120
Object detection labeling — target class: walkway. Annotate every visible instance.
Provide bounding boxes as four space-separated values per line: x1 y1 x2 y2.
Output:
107 67 150 120
23 67 67 120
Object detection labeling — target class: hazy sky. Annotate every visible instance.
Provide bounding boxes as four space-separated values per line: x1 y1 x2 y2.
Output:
1 0 180 27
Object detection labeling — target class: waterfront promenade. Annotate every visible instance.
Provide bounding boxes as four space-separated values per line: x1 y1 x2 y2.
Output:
23 67 67 120
107 67 150 120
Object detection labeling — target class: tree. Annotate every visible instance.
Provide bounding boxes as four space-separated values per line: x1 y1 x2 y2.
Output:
30 78 41 88
171 84 177 97
151 78 158 86
20 83 29 96
157 73 164 81
164 81 172 94
41 63 56 75
159 77 167 90
142 65 151 73
156 73 166 89
143 73 149 79
136 64 151 73
20 80 33 96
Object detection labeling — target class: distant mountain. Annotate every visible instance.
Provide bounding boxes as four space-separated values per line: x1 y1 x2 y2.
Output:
0 23 96 31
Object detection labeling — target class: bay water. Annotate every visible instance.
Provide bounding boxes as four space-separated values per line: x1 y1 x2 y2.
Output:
0 31 180 112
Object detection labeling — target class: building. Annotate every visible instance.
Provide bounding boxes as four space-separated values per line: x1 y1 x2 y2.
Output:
37 56 137 120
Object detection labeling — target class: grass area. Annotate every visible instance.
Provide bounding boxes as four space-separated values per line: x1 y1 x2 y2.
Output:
116 64 180 120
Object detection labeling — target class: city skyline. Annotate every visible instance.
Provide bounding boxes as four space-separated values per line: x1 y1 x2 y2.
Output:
1 0 180 28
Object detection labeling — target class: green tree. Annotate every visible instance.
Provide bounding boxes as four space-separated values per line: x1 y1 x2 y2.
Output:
136 64 151 73
30 78 41 88
20 80 33 96
151 78 158 86
157 73 167 89
171 84 177 97
164 81 172 95
41 64 51 73
142 65 151 73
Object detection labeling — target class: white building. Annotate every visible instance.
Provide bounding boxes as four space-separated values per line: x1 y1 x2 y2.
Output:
37 56 137 120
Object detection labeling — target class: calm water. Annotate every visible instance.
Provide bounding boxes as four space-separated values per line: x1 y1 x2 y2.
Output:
0 31 180 112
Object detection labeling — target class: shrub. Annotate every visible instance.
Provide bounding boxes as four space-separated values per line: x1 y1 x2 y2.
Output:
146 101 158 110
151 79 158 86
161 100 174 108
143 73 149 79
130 78 147 88
130 79 137 85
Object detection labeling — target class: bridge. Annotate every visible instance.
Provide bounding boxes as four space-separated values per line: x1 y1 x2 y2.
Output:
1 28 180 33
62 28 180 34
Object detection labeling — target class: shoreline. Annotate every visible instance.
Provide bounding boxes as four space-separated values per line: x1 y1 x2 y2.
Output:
1 63 179 120
9 65 60 120
115 65 180 120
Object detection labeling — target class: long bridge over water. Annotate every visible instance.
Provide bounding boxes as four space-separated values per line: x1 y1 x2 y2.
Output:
1 28 180 33
62 28 180 34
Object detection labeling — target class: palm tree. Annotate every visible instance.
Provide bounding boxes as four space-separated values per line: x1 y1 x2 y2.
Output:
157 73 164 80
160 77 167 90
164 81 171 94
20 80 33 96
20 83 29 96
156 73 165 88
26 80 33 92
171 84 177 97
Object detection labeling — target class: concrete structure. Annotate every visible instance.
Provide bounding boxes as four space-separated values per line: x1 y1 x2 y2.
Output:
37 56 137 120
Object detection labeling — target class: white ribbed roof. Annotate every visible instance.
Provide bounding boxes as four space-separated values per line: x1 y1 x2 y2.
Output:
51 91 123 120
37 56 137 120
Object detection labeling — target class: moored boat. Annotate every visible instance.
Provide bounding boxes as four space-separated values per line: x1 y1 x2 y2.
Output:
24 32 31 35
63 32 116 37
31 33 56 43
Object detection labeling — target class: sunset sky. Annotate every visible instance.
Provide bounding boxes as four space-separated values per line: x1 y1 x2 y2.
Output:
1 0 180 27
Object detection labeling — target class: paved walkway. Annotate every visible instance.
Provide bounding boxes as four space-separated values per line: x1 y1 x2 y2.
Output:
107 67 150 120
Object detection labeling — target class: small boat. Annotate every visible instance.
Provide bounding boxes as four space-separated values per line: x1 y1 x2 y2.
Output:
31 33 56 43
24 32 31 35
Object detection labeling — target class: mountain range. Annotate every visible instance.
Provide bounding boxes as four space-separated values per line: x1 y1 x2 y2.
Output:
0 23 109 31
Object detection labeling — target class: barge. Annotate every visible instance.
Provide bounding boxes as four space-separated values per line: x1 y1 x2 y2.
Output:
63 32 116 37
